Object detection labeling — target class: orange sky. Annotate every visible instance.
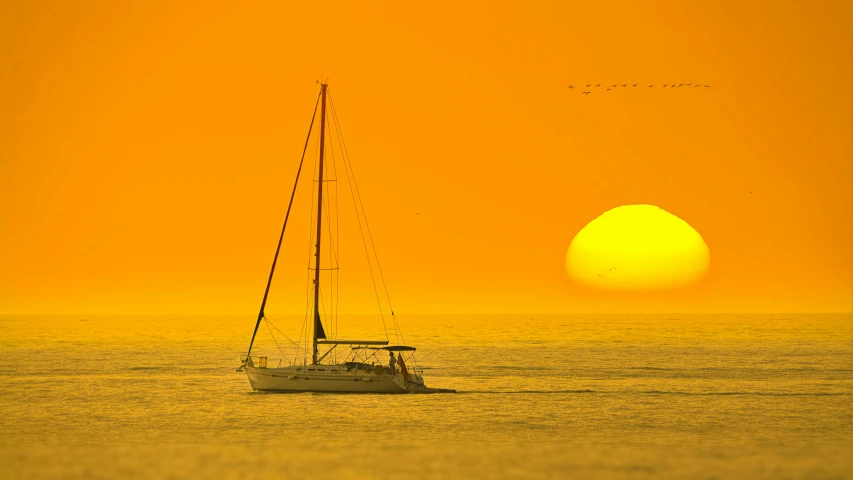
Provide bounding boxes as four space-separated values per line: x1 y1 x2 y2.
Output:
1 0 851 314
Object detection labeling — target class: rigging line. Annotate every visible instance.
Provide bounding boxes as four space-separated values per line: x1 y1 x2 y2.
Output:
334 186 340 349
331 107 340 343
329 93 401 343
301 272 312 361
265 317 310 355
328 92 396 325
329 98 391 344
320 193 339 281
245 91 321 361
296 112 323 365
319 120 338 341
334 117 340 348
299 206 315 362
323 109 342 341
298 255 313 360
322 197 334 338
296 276 312 365
264 318 288 360
321 107 340 265
327 93 389 342
321 178 340 263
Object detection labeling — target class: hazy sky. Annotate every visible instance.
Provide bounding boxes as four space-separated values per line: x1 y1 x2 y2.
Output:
1 1 851 314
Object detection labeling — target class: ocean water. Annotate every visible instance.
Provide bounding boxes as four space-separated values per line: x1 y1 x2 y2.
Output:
1 313 851 479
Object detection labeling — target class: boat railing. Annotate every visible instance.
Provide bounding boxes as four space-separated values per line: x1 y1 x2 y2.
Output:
240 355 425 374
240 355 268 368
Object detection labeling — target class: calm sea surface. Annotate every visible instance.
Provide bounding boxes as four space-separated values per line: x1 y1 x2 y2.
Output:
1 313 851 479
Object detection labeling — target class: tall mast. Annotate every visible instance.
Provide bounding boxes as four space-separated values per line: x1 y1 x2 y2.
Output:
312 82 329 364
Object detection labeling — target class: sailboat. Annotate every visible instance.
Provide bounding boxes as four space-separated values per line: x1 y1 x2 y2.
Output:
237 82 453 394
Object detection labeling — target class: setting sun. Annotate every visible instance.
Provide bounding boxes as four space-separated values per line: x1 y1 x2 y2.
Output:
566 205 710 291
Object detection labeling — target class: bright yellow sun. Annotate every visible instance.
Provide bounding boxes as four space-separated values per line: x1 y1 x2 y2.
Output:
566 205 710 291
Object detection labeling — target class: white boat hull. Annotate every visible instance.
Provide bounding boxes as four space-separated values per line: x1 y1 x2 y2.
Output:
245 365 411 393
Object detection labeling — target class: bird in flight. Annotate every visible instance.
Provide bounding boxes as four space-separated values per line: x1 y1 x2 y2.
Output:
606 88 611 91
704 85 710 87
687 83 692 86
612 84 617 88
595 83 601 87
695 84 700 88
649 85 653 87
582 91 591 95
663 84 668 87
632 84 638 87
586 84 591 87
671 84 676 88
568 85 574 89
678 84 683 87
622 84 627 87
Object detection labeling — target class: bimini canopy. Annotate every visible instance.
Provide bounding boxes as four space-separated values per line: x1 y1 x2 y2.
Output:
316 340 389 345
351 346 417 352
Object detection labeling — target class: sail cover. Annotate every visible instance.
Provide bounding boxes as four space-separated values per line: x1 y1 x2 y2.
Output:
314 311 327 339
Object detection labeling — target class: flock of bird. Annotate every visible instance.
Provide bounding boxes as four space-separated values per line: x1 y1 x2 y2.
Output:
597 267 617 278
568 83 711 95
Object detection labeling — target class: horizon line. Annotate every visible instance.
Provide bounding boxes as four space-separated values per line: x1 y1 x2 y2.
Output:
1 311 851 316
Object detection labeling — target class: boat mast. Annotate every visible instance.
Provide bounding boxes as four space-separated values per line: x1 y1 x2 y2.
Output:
312 82 329 364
